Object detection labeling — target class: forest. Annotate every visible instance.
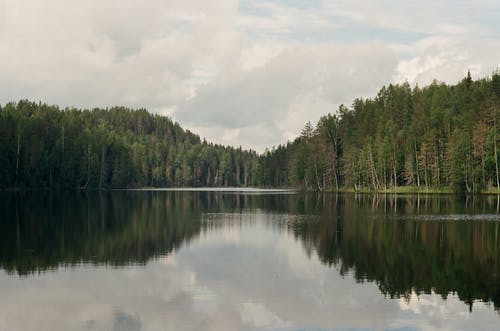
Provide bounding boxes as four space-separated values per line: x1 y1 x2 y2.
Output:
1 71 500 193
261 71 500 193
0 101 261 189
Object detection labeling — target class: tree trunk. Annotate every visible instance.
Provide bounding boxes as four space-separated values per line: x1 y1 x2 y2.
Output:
369 145 380 190
392 158 397 189
435 147 440 187
214 169 219 186
244 163 249 186
332 145 339 191
495 128 499 190
236 163 241 186
333 160 339 191
314 161 321 191
392 148 397 189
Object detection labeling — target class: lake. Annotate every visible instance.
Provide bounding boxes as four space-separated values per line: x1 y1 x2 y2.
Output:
0 191 499 331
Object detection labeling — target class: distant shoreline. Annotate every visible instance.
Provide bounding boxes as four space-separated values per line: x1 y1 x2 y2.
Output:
2 186 500 195
116 187 298 193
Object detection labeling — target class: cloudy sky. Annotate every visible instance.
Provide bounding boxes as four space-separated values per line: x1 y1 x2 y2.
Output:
1 0 500 151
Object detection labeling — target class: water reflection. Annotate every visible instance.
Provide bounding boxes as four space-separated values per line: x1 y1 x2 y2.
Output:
0 192 499 330
290 194 500 312
0 192 203 273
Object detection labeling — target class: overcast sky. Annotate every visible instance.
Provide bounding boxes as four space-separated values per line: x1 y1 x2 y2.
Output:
1 0 500 151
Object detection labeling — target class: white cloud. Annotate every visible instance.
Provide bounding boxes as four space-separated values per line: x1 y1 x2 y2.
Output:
394 37 500 85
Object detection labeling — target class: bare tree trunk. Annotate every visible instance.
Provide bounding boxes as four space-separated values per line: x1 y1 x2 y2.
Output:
214 169 219 186
369 145 380 190
481 154 486 188
465 172 469 193
392 148 397 189
333 159 339 191
414 141 420 187
332 147 339 191
424 153 429 188
393 162 397 189
495 129 499 190
314 161 321 191
236 163 241 186
435 141 441 187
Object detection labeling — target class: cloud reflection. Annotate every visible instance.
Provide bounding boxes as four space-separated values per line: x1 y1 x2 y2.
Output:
0 211 498 331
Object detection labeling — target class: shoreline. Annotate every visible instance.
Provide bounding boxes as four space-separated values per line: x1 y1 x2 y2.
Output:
2 186 500 195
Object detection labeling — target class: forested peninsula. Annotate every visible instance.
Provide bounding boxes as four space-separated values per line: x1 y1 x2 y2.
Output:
1 71 500 193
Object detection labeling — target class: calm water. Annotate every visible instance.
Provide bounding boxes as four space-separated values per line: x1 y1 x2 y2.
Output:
1 191 499 331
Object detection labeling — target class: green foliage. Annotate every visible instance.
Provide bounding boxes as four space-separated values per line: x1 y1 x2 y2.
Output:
0 101 259 189
3 71 500 193
263 71 500 193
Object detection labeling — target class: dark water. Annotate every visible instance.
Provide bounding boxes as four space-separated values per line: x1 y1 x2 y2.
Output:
1 191 499 331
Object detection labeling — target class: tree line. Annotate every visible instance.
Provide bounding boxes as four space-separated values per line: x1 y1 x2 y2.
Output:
261 71 500 193
1 71 500 192
0 101 260 189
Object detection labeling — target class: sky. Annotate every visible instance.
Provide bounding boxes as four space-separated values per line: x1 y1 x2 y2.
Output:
1 0 500 151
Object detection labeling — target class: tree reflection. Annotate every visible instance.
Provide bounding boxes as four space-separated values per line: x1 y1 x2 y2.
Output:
289 194 500 312
0 192 498 311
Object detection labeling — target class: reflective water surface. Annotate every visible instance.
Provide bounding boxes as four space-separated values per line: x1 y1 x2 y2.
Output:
0 192 499 331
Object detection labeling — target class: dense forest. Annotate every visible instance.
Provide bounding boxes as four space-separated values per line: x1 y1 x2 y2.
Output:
261 71 500 193
1 71 500 192
0 101 260 189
